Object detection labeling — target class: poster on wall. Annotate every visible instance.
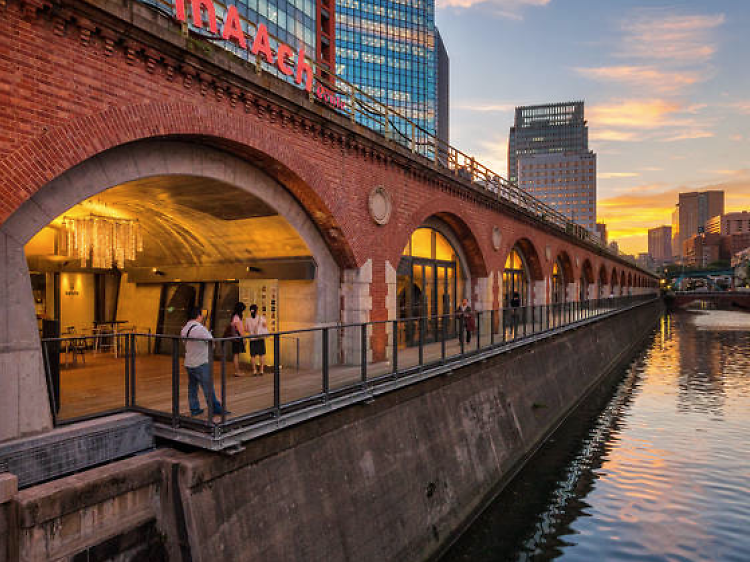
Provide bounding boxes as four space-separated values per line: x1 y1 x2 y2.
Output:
239 279 279 366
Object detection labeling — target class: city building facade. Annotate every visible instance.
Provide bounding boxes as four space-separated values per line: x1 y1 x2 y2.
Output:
648 225 672 265
671 191 724 260
335 0 443 142
682 233 724 267
517 151 597 232
706 211 750 235
595 223 607 245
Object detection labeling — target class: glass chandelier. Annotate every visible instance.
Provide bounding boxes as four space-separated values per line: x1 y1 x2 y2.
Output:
60 214 143 269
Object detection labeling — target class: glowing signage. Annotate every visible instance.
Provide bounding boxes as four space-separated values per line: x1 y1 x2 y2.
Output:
172 0 345 110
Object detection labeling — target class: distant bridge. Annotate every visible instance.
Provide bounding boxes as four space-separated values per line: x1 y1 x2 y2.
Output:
670 291 750 309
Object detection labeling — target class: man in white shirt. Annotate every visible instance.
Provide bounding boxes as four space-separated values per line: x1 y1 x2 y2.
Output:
180 307 227 417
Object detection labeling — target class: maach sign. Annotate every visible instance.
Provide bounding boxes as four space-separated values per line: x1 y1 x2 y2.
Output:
173 0 345 110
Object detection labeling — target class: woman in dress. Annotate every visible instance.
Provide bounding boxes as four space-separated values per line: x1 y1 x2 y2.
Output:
244 304 268 376
230 302 246 377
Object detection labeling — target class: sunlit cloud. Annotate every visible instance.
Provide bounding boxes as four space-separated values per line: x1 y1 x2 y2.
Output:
640 166 664 172
589 100 682 129
437 0 550 17
732 102 750 115
574 65 702 93
599 175 750 254
730 134 744 142
599 172 640 179
473 136 508 177
590 129 639 142
617 11 725 64
660 130 714 142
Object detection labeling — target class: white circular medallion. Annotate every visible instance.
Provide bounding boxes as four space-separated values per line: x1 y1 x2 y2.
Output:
492 227 502 251
368 186 392 226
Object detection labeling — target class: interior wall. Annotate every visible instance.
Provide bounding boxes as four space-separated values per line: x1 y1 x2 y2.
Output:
116 274 161 334
58 273 95 333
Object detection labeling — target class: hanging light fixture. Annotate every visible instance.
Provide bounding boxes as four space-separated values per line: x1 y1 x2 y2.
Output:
60 214 143 269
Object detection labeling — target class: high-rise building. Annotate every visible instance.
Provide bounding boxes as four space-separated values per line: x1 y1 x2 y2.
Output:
706 211 750 235
436 30 449 146
335 0 442 142
595 223 608 245
510 102 596 232
508 101 588 184
517 152 597 232
648 225 672 264
671 191 724 261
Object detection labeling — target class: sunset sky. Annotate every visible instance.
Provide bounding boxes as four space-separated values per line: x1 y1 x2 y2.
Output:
435 0 750 255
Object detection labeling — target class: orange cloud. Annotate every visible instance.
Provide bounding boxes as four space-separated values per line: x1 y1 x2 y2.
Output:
575 65 702 93
599 175 750 255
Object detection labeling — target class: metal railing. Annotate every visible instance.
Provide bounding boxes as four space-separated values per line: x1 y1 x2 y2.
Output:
41 295 657 440
136 0 633 262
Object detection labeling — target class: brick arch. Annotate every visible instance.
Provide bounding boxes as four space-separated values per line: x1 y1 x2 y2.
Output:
0 102 357 269
552 249 575 284
581 258 595 284
507 237 544 281
611 267 619 287
395 203 489 278
598 263 608 285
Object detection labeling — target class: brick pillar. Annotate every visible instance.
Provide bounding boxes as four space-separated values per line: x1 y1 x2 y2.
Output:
533 280 547 305
566 282 577 302
341 259 373 364
384 260 397 360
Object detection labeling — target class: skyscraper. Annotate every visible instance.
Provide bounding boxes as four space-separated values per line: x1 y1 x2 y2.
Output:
648 225 672 265
671 191 724 261
510 102 596 232
335 0 442 142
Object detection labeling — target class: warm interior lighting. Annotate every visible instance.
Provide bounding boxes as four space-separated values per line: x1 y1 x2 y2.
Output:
60 214 143 269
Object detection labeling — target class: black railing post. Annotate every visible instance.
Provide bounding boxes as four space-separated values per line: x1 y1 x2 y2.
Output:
490 309 496 346
124 333 131 408
441 314 446 362
419 315 425 366
391 322 398 375
130 333 136 407
171 338 179 428
273 334 281 417
459 315 465 355
220 341 227 426
322 327 330 394
476 311 481 351
523 307 527 338
360 323 367 385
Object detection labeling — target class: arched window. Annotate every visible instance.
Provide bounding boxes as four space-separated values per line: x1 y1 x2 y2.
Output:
503 248 529 307
551 260 565 304
397 226 465 345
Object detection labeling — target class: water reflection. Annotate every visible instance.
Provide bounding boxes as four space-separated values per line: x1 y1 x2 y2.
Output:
443 311 750 562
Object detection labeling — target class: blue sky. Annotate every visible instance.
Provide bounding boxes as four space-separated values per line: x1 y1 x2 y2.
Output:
435 0 750 253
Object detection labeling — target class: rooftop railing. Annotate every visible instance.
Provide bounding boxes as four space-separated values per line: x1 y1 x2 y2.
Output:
138 0 634 264
41 294 657 449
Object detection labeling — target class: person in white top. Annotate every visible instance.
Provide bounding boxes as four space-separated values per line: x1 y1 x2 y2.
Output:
244 304 268 376
180 307 226 417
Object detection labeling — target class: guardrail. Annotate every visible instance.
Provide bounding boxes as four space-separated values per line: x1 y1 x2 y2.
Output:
41 295 657 445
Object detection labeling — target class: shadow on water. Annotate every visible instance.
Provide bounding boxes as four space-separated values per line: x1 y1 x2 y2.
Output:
441 327 656 562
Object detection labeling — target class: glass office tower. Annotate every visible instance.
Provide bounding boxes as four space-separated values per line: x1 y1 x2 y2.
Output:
335 0 439 142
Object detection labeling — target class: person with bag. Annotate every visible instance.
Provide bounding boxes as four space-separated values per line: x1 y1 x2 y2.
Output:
456 297 475 344
244 303 269 376
225 302 246 377
181 307 228 417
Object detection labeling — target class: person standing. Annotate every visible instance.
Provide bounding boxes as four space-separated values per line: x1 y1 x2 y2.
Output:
181 307 227 417
228 302 246 377
244 304 269 376
456 298 475 344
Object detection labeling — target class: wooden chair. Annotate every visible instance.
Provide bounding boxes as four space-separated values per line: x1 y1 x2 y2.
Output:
64 326 86 365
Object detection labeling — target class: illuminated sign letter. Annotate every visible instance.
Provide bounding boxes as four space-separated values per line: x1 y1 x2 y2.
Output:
191 0 218 33
173 0 187 22
295 47 313 92
251 23 275 64
277 44 294 76
221 5 247 49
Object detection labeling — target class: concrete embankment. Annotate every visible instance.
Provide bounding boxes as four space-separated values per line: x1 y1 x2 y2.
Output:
1 300 662 562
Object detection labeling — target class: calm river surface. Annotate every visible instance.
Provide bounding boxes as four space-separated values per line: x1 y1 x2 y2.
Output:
444 309 750 562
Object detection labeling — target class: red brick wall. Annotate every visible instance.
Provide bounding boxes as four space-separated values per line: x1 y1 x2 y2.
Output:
0 0 656 328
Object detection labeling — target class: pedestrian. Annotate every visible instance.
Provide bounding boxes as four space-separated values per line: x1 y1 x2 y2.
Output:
456 297 475 344
226 302 246 377
181 307 228 418
244 304 269 376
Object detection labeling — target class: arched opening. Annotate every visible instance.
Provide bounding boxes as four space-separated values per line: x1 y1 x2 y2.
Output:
551 259 566 304
598 264 608 298
503 247 530 307
12 142 343 423
397 221 469 346
611 268 619 296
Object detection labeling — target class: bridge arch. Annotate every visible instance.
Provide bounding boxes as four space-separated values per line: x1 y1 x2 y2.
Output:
610 267 619 296
580 258 595 300
551 250 574 303
502 238 544 307
598 263 609 297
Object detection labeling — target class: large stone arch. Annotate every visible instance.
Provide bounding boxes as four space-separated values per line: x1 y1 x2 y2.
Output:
0 140 344 441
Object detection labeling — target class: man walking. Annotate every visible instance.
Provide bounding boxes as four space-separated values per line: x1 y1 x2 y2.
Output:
181 307 228 417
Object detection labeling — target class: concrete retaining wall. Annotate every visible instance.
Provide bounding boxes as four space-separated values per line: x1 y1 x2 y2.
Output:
2 301 661 561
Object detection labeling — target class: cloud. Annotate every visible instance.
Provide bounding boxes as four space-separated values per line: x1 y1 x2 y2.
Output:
730 134 744 142
599 172 640 179
732 102 750 115
617 11 725 64
659 130 714 142
437 0 550 17
574 65 702 93
454 102 516 112
473 136 508 177
598 174 750 254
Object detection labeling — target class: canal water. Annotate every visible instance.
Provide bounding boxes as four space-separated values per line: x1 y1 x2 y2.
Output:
443 309 750 561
